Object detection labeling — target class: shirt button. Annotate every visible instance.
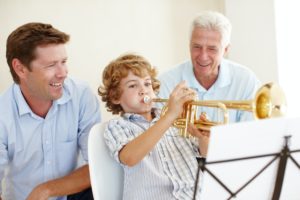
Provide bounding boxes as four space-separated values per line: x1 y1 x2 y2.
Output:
47 161 51 165
46 140 49 144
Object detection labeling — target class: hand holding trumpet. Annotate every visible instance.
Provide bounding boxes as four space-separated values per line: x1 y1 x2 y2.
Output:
165 81 197 120
144 81 197 121
187 112 210 157
144 81 211 156
161 82 211 157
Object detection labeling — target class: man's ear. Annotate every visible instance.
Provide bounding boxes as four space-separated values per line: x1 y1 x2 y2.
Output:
223 44 230 56
12 58 27 79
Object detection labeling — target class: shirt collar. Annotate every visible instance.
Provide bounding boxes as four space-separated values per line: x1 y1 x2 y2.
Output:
122 108 160 122
215 58 231 88
182 59 231 93
56 83 72 105
14 84 32 116
182 61 204 91
14 82 72 117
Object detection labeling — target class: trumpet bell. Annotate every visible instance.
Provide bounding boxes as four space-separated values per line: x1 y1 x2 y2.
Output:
255 83 287 119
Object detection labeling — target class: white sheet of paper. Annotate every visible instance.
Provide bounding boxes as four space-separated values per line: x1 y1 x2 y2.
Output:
200 117 300 200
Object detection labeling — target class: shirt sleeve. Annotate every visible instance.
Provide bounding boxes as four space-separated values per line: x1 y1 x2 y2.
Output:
239 75 262 122
0 123 9 194
158 72 176 99
157 72 180 110
77 85 101 162
103 119 136 164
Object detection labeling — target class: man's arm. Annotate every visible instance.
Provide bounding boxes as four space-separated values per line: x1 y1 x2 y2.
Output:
26 164 91 200
0 125 8 200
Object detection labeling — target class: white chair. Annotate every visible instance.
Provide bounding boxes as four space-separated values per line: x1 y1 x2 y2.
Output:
88 122 124 200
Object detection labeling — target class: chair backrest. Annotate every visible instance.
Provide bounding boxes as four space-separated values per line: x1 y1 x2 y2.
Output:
88 122 124 200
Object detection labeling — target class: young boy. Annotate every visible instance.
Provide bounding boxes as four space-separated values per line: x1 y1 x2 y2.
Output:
98 53 209 200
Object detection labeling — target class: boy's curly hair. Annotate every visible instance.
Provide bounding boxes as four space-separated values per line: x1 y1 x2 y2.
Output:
98 53 160 115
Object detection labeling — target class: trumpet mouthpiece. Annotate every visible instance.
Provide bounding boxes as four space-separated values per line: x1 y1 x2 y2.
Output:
143 95 151 103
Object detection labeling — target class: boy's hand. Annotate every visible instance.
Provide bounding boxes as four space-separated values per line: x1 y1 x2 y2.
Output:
166 81 196 120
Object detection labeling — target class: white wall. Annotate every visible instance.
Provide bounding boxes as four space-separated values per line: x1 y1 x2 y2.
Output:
224 0 278 83
0 0 282 120
0 0 222 120
275 0 300 117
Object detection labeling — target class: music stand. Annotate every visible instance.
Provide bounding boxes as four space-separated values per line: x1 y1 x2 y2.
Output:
199 117 300 200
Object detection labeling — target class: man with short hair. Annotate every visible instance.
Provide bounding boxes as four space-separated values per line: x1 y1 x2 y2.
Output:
0 22 101 200
159 11 261 123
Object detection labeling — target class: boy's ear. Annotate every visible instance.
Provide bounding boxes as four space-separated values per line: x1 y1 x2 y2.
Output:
112 98 120 105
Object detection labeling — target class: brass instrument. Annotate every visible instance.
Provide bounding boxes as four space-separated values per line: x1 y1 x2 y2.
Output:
145 83 287 138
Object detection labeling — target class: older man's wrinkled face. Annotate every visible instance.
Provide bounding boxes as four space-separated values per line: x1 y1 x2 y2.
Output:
190 27 228 84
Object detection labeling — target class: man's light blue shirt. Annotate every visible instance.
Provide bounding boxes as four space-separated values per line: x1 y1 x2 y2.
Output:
158 59 261 123
0 77 101 200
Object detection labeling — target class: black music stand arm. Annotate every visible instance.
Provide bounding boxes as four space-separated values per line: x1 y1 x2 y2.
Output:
272 136 291 200
196 135 300 199
193 157 206 200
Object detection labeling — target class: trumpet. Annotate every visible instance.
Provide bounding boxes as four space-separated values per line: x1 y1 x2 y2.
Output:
144 83 287 138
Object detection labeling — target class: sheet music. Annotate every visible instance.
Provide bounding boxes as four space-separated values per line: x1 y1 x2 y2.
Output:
200 117 300 200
